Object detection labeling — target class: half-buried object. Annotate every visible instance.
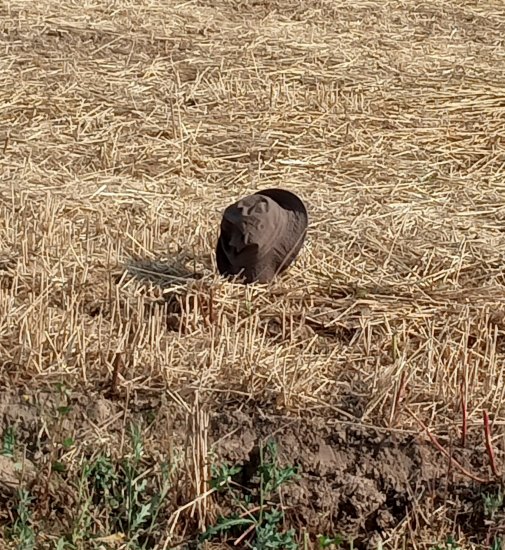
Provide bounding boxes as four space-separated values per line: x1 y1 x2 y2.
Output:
216 188 308 284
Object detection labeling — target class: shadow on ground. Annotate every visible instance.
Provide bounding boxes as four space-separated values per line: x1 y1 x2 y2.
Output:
122 255 207 288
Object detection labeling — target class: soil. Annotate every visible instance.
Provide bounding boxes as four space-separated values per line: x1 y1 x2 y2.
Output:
210 409 505 548
0 388 504 548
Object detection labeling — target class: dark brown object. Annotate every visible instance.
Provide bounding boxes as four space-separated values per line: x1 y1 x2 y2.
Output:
215 188 308 284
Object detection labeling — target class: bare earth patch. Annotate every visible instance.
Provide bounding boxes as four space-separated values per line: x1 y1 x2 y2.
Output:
1 0 505 548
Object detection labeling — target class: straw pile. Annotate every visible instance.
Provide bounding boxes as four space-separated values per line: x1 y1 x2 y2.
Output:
1 0 505 547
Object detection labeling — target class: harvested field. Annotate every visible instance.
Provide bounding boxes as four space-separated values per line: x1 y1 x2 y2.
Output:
1 0 505 548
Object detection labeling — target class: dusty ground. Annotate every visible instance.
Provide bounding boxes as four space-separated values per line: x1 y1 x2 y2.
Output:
1 0 505 548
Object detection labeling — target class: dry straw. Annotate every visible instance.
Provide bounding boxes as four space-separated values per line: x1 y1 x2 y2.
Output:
1 0 505 546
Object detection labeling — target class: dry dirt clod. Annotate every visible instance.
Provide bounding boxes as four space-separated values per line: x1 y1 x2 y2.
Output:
0 455 36 496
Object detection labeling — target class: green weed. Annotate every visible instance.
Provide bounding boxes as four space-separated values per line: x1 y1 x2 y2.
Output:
483 489 504 520
62 422 172 549
9 488 36 550
210 461 242 490
317 534 345 548
200 439 299 549
2 426 16 457
430 536 461 550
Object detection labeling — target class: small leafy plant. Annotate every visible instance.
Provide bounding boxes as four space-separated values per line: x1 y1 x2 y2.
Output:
2 426 16 457
62 422 173 549
9 488 36 550
482 488 504 520
200 439 299 549
430 536 461 550
317 534 345 548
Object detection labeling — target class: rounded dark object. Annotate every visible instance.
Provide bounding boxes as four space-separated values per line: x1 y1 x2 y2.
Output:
215 188 308 284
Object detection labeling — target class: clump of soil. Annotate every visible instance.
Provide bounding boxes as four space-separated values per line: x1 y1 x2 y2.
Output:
210 409 504 548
